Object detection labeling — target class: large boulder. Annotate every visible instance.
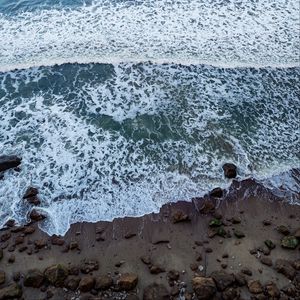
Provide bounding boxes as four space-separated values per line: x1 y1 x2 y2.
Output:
211 271 235 291
24 269 44 288
222 163 237 178
0 156 21 172
143 283 169 300
117 273 138 291
192 277 217 300
0 283 22 299
44 264 68 287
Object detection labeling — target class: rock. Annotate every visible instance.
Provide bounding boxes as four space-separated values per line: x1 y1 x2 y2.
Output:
117 273 138 291
241 268 252 276
248 280 263 294
211 271 235 291
80 259 99 274
69 241 79 250
26 196 41 206
209 218 222 227
149 265 165 274
24 269 44 288
209 188 223 198
0 271 5 285
265 240 276 250
64 276 80 291
192 277 216 300
23 187 38 199
264 282 280 298
274 259 295 280
234 230 245 238
0 233 11 242
281 236 299 249
95 275 113 290
50 235 64 246
0 283 22 299
0 155 21 172
12 272 20 282
44 264 68 287
231 216 241 224
8 254 15 263
143 283 169 300
35 239 47 249
0 250 3 261
68 266 80 276
282 284 297 298
292 259 300 270
140 255 151 265
276 225 290 235
190 263 199 272
79 276 95 292
124 232 136 239
222 163 237 178
262 220 272 226
260 256 272 266
222 287 240 300
24 226 35 234
199 200 215 214
170 286 179 296
126 296 139 300
4 220 15 227
29 209 46 222
234 273 246 286
167 270 180 281
171 210 190 223
13 236 24 246
294 228 300 238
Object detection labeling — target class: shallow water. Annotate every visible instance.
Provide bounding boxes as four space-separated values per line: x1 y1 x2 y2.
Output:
0 0 299 235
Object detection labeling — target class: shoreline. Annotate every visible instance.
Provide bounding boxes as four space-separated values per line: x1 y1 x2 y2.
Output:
0 177 300 299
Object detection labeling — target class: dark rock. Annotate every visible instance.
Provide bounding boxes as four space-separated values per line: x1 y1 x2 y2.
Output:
80 259 99 274
264 281 280 298
262 220 272 226
23 187 38 199
276 225 290 235
143 283 169 300
0 271 5 285
222 287 240 300
231 216 241 224
26 196 41 206
234 273 246 286
117 273 138 291
171 210 190 223
150 265 165 274
69 241 79 250
0 250 3 261
170 286 179 296
13 236 24 246
8 254 15 263
95 275 113 290
234 230 245 238
125 296 139 300
29 209 46 222
282 284 297 298
0 283 22 299
281 236 299 249
265 240 276 250
24 269 44 288
0 155 21 172
248 280 263 294
241 268 252 276
24 226 35 235
79 276 95 292
190 263 199 272
64 276 80 291
274 259 295 280
167 270 180 281
140 255 151 265
211 271 235 291
0 232 11 242
68 266 80 276
192 276 216 300
209 188 223 198
50 235 64 246
44 264 68 287
260 256 272 266
222 163 237 178
199 200 215 214
205 247 213 253
4 220 15 227
35 239 47 249
124 232 136 239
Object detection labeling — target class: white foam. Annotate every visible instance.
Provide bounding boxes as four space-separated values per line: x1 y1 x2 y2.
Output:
0 0 299 72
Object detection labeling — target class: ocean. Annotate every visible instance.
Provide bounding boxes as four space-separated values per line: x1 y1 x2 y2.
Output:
0 0 299 235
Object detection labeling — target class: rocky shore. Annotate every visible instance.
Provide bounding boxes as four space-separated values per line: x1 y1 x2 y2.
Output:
0 156 300 299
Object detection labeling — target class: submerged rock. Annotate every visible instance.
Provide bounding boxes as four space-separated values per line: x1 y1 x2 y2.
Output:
222 163 237 179
0 155 21 172
143 283 169 300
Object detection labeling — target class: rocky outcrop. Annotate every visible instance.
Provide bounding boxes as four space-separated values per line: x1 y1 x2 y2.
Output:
143 283 169 300
0 156 21 172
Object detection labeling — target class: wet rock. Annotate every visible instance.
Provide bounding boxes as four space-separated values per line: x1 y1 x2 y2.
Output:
126 295 139 300
149 265 165 274
64 276 80 291
29 209 46 222
192 276 216 300
143 283 169 300
190 263 199 272
23 187 38 199
0 283 22 299
44 264 68 287
281 236 299 249
79 276 95 292
248 280 263 294
80 259 99 274
264 282 280 298
276 225 290 236
0 233 11 242
24 269 44 288
68 266 80 276
117 273 138 291
282 284 297 298
234 230 245 238
0 155 21 172
26 196 41 206
222 287 240 300
35 239 47 249
24 226 35 235
4 220 15 228
209 188 223 198
211 271 235 291
199 200 215 214
170 286 179 296
50 235 64 246
95 275 113 290
265 240 276 250
274 259 295 280
172 210 190 223
260 256 272 267
222 163 237 178
0 271 5 285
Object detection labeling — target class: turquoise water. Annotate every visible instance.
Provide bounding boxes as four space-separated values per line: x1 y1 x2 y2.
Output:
0 0 299 235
